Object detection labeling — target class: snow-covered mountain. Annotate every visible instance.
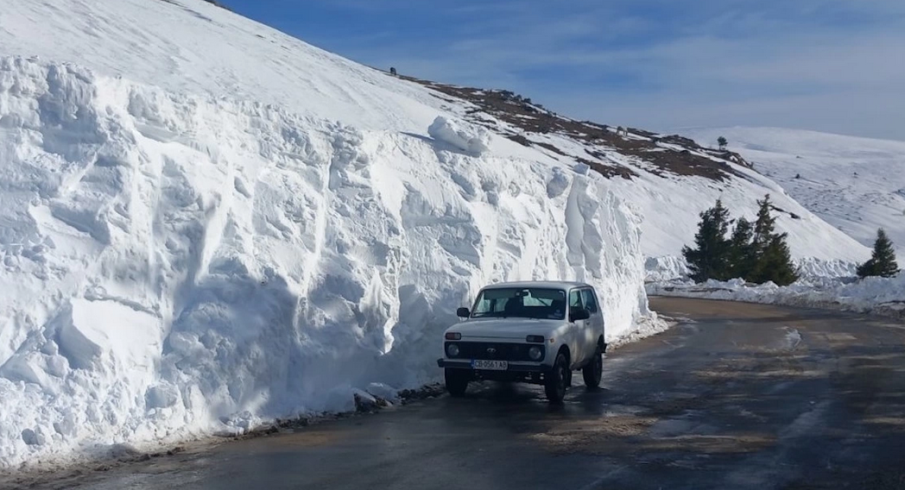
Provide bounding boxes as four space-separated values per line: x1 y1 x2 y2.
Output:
683 127 905 263
0 0 872 470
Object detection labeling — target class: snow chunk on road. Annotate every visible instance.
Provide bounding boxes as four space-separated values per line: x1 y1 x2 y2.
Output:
428 116 491 155
366 383 399 402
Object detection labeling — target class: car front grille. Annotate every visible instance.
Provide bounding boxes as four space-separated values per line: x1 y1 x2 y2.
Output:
446 341 544 362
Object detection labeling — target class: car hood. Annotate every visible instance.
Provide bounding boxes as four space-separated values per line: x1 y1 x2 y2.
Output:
451 318 567 340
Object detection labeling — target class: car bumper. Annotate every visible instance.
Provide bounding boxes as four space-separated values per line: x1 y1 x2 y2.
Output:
437 359 552 373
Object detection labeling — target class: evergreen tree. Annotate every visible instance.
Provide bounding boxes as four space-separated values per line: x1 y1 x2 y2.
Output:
747 195 799 285
752 235 799 286
727 217 755 279
752 194 777 251
857 228 900 278
682 199 731 282
718 136 728 150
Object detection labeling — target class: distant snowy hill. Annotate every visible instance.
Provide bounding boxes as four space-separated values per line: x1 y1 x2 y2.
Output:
0 0 873 471
684 127 905 263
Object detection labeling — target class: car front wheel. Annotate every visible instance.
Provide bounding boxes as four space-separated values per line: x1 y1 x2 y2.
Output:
544 352 568 404
445 368 469 397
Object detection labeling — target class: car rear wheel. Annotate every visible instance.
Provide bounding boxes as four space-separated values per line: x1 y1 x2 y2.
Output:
582 348 602 389
445 368 469 397
544 352 568 404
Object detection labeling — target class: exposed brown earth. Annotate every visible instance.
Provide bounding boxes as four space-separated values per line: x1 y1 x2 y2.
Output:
400 75 752 183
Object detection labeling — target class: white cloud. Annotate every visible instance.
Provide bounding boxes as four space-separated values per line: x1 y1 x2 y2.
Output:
315 0 905 140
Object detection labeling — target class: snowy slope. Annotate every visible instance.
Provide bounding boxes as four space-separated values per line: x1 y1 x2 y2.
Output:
683 127 905 263
397 83 872 281
522 130 871 279
0 0 654 470
3 0 873 269
2 1 871 280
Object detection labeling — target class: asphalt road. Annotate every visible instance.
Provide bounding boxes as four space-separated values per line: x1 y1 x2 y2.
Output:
10 298 905 490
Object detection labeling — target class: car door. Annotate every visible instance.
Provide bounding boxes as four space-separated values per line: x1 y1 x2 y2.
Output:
568 288 587 367
581 287 604 353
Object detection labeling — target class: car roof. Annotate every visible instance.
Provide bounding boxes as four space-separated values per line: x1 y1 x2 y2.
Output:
479 280 592 290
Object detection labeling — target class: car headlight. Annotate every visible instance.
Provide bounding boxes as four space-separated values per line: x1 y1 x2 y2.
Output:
528 346 542 361
446 343 460 358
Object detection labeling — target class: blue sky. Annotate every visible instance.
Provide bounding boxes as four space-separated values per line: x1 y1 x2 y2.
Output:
222 0 905 140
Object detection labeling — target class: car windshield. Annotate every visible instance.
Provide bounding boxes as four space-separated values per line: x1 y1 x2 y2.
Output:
471 287 567 320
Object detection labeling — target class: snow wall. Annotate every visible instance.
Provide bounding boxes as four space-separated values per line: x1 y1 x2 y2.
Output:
0 58 651 468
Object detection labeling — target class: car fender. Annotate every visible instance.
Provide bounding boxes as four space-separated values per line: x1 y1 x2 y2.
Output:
545 336 570 369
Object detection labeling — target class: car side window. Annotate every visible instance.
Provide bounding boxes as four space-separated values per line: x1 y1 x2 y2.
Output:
581 289 599 313
569 290 583 310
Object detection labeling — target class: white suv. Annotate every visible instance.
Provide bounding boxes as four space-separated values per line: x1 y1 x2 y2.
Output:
437 281 607 403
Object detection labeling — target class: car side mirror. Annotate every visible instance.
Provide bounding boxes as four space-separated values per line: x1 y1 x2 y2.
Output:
570 308 590 322
456 307 470 318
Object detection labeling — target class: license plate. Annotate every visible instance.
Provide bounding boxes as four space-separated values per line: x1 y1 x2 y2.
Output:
472 360 508 370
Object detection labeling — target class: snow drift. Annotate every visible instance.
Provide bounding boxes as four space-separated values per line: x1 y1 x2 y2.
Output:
648 274 905 319
644 255 859 283
0 55 650 469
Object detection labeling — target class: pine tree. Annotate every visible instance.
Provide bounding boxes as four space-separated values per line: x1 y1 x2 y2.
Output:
754 235 799 286
727 217 755 279
752 194 777 251
857 228 900 278
718 136 728 150
747 195 799 285
682 199 731 282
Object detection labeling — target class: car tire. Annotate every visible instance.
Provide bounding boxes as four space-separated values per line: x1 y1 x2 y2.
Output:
544 352 568 404
582 348 602 389
445 368 469 397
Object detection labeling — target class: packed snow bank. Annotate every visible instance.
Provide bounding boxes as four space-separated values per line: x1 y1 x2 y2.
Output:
648 274 905 319
644 256 690 282
795 257 859 280
644 257 856 283
644 255 859 282
0 57 652 470
427 116 491 155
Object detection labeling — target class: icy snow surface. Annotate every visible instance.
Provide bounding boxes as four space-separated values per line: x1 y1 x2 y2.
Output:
0 0 653 470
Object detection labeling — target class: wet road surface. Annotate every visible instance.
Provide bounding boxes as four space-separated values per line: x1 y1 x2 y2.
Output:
9 298 905 489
